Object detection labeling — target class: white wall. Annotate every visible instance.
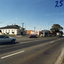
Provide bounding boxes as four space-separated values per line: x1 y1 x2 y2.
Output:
1 29 20 35
31 31 39 35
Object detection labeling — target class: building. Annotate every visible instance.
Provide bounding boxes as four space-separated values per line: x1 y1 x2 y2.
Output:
40 29 49 36
0 25 21 35
31 31 40 35
27 30 32 34
27 30 40 36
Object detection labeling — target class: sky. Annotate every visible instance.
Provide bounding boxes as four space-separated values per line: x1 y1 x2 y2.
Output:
0 0 64 32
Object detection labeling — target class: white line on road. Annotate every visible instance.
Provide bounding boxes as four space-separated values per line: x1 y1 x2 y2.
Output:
50 41 54 43
1 50 24 59
58 39 60 40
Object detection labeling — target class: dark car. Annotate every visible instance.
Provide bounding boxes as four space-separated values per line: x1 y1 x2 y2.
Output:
28 34 38 38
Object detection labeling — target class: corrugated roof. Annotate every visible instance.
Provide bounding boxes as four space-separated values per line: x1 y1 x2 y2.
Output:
0 25 20 29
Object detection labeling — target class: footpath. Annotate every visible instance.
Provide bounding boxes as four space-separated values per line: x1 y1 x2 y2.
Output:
54 48 64 64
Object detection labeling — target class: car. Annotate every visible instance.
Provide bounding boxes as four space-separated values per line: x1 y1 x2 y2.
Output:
28 34 38 38
62 34 64 37
0 33 16 44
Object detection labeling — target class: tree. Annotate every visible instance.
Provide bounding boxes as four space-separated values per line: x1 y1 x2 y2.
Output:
50 24 63 36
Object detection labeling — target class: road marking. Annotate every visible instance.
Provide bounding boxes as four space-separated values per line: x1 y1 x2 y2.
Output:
59 39 61 40
1 50 24 59
50 41 54 43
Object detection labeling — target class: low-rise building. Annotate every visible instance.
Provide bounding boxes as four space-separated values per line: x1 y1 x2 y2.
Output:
27 30 32 35
27 30 40 36
31 31 40 35
40 29 49 37
0 25 21 35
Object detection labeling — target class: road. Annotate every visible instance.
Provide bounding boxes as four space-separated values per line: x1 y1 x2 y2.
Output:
0 37 64 64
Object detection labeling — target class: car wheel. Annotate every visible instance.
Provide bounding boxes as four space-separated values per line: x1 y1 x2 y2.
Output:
0 43 1 45
11 39 15 43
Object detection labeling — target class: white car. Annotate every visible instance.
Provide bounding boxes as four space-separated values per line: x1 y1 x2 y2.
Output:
0 34 16 44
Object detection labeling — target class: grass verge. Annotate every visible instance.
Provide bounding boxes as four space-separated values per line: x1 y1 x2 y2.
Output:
6 34 16 37
62 58 64 63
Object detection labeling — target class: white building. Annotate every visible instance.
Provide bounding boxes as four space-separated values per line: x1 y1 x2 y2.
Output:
0 25 21 35
31 31 39 35
40 29 49 37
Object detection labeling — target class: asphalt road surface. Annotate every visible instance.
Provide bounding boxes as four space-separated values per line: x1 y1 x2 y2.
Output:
0 37 64 64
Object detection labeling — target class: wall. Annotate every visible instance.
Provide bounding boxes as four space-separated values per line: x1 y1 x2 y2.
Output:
1 29 20 35
17 29 21 35
27 30 31 34
31 31 39 35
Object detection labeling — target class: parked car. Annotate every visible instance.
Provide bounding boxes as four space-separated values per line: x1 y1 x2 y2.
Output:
0 33 16 44
28 34 38 38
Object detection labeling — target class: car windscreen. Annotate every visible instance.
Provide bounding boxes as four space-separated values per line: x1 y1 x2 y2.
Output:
4 35 9 38
0 35 4 38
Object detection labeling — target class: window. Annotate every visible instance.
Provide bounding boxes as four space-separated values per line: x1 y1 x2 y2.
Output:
3 30 4 33
12 30 13 32
6 30 7 33
8 30 10 34
0 35 4 38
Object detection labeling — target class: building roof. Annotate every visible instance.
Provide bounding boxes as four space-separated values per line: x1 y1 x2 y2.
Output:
0 25 20 29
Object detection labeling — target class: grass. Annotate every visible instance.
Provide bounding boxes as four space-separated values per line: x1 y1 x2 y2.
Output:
18 34 57 38
6 34 16 37
63 58 64 63
22 34 29 37
5 34 58 38
39 36 56 38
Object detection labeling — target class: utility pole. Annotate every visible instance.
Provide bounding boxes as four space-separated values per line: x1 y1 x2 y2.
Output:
22 23 24 28
25 26 26 30
22 23 24 35
34 27 36 31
